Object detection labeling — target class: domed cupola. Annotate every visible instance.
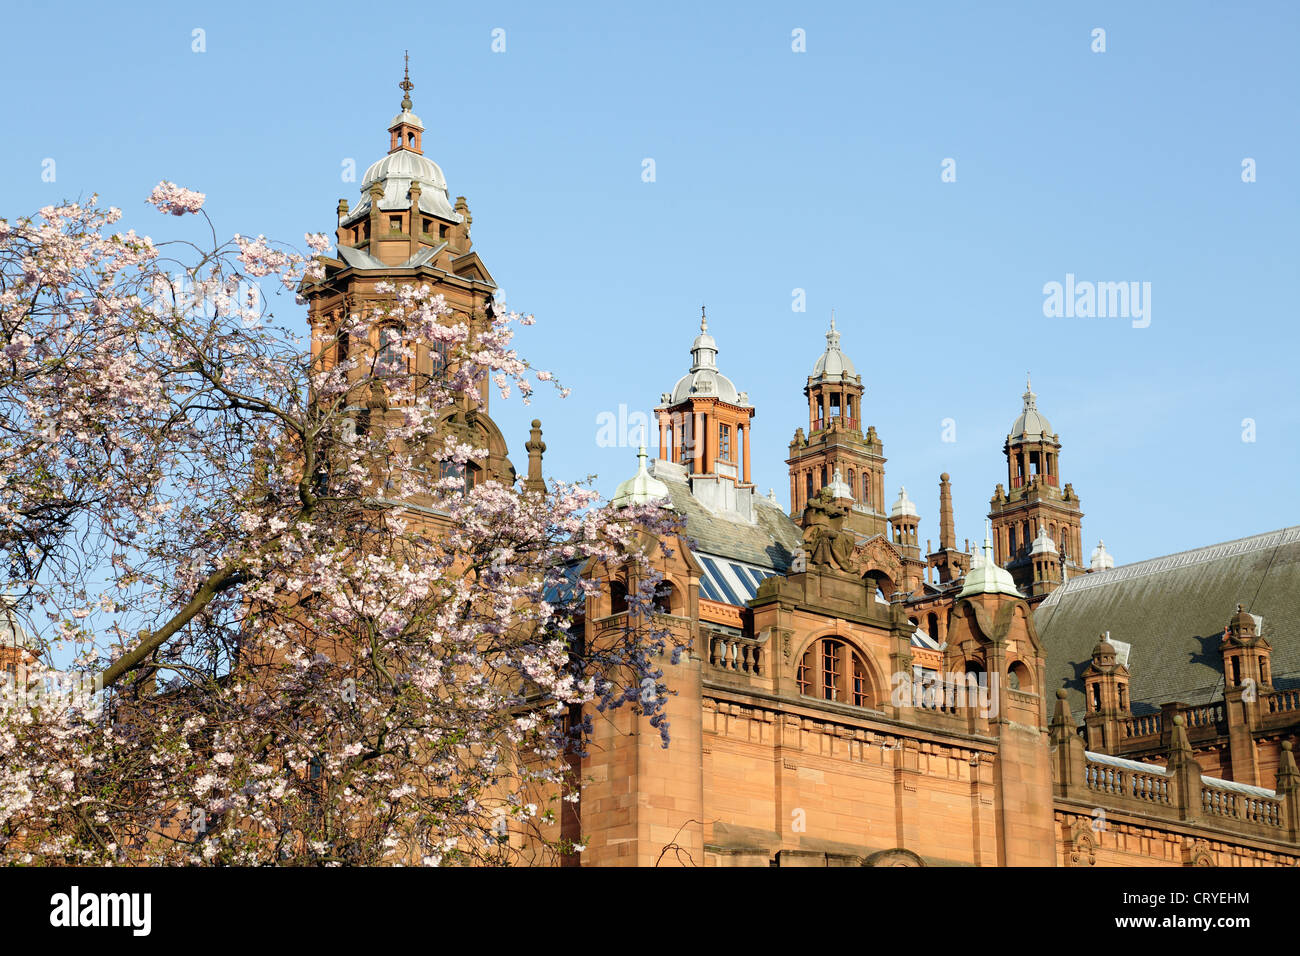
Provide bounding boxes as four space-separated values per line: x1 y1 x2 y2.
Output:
664 310 749 407
1009 375 1054 443
810 316 859 384
610 446 671 509
958 521 1025 599
336 58 467 261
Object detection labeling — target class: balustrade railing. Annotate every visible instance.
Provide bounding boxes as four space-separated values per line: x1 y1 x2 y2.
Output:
1267 688 1300 715
709 634 763 676
1202 786 1282 828
1123 713 1162 738
1182 702 1224 729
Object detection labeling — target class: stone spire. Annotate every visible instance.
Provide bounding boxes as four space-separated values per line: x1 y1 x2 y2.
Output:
524 419 546 494
938 472 955 550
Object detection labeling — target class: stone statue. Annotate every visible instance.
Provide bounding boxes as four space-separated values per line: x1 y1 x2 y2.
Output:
801 487 856 572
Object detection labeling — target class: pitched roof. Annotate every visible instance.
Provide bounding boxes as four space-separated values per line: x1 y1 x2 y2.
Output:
655 470 803 573
1034 526 1300 716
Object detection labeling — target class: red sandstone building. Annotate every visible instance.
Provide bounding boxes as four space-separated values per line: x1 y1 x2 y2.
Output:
290 78 1300 866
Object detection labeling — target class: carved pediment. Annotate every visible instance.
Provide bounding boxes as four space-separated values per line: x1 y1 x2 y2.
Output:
855 534 904 584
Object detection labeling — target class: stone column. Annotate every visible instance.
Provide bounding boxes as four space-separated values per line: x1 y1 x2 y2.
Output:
742 423 751 483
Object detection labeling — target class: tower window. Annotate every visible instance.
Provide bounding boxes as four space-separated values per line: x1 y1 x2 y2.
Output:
862 474 870 505
377 325 405 378
719 424 731 461
439 224 449 238
805 472 813 501
847 469 855 499
389 216 403 233
610 580 628 615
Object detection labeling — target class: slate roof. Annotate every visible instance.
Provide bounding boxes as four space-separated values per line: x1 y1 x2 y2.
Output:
1034 526 1300 717
656 471 803 572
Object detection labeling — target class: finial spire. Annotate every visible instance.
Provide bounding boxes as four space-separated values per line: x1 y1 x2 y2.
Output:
700 304 707 332
1026 371 1031 391
399 50 414 111
826 311 841 349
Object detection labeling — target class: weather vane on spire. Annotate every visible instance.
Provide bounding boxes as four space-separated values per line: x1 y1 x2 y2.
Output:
399 50 414 111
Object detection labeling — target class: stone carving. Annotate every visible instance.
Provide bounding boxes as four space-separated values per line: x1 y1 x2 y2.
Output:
801 488 856 572
1068 819 1097 866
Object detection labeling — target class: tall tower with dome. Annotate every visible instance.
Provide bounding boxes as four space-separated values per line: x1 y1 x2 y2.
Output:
301 62 518 497
785 317 888 539
987 376 1085 601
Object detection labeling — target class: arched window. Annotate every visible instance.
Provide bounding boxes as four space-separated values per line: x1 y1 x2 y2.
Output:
805 471 813 501
610 580 628 615
819 466 827 491
653 581 675 615
847 469 856 499
926 612 939 640
862 473 870 506
1007 661 1031 692
796 638 873 708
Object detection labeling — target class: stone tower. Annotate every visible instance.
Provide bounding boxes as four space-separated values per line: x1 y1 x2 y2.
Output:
785 316 887 538
654 309 758 516
301 64 516 494
988 377 1084 598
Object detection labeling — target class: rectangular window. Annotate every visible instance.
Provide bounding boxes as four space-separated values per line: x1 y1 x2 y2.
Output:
822 641 840 702
390 216 403 233
797 650 811 696
853 663 868 708
719 424 731 461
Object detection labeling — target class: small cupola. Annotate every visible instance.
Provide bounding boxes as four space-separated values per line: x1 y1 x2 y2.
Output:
389 53 424 154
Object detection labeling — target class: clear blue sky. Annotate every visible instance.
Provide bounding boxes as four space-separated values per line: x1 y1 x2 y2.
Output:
3 0 1297 567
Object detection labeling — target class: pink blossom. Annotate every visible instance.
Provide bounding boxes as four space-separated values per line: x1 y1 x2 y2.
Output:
147 181 206 216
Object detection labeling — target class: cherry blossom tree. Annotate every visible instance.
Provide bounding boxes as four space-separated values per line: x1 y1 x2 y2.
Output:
0 185 681 865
